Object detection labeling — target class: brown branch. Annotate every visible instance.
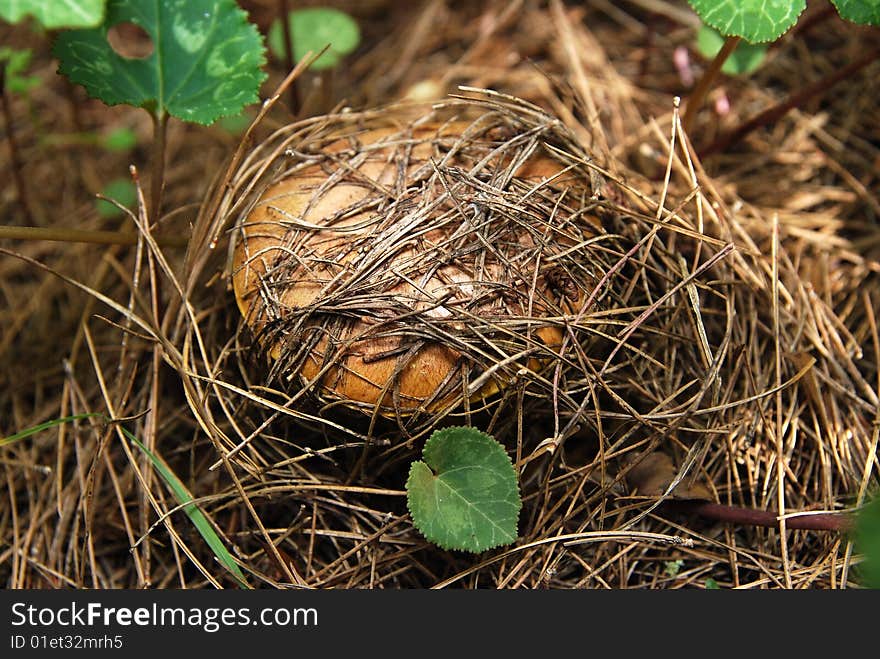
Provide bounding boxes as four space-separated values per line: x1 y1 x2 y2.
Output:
669 500 852 532
1 68 35 224
790 4 838 38
0 225 187 247
279 0 300 115
700 45 880 158
150 111 168 224
682 35 740 135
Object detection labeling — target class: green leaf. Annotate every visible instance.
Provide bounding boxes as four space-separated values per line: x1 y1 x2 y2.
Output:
54 0 267 125
2 413 247 586
406 426 521 553
96 177 136 217
696 24 768 75
120 426 248 587
854 495 880 589
1 413 104 447
102 126 138 151
268 7 360 71
832 0 880 26
687 0 806 43
705 578 720 589
0 47 40 93
664 559 684 577
0 0 105 28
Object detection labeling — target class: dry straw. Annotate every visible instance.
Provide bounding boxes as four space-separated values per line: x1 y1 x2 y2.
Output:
3 2 877 589
173 87 877 587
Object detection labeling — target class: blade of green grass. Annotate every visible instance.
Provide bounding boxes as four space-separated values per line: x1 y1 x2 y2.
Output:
2 414 248 587
0 413 104 447
118 426 248 587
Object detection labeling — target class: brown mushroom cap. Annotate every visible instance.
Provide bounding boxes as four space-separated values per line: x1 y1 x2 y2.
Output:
232 119 601 416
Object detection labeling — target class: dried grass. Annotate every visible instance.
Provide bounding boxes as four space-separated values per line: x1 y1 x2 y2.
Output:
1 0 878 589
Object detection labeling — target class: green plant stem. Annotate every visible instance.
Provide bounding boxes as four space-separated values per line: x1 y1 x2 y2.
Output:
0 225 188 247
700 45 880 158
150 111 168 224
682 35 740 135
279 0 300 115
1 68 35 224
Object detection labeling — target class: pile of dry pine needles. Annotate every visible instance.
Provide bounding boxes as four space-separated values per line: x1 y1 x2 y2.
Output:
1 0 878 588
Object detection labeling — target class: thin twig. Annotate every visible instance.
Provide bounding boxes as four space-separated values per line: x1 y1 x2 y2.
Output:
150 111 169 224
700 45 880 157
0 225 187 247
1 68 35 223
279 0 300 115
772 213 792 588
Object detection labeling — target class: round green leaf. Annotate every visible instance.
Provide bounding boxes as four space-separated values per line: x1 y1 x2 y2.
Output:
96 177 136 217
0 0 105 29
54 0 267 125
832 0 880 26
696 24 768 75
687 0 806 43
854 495 880 588
268 7 360 71
406 426 521 553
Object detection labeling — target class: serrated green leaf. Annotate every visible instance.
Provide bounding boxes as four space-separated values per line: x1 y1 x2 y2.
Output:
268 7 360 71
406 426 521 553
854 495 880 588
96 177 136 217
687 0 806 43
832 0 880 26
0 0 105 28
696 24 768 75
54 0 267 125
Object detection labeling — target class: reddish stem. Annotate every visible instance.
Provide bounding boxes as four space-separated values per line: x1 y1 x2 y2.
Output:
636 14 658 87
1 68 35 224
0 225 187 247
790 4 838 38
670 501 852 532
279 0 300 115
150 111 168 224
62 77 84 132
700 45 880 158
682 35 741 135
46 31 84 131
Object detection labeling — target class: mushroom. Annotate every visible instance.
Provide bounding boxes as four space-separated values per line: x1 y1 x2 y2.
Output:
231 111 606 419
